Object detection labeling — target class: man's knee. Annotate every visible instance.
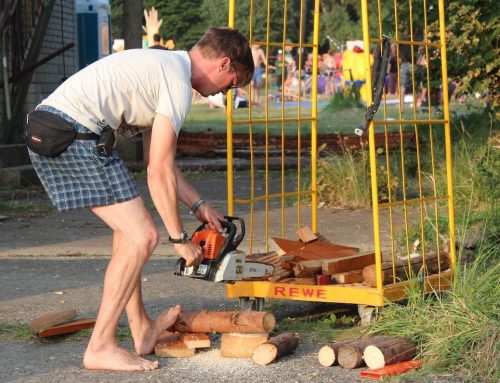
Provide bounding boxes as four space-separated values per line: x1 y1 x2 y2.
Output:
130 226 159 259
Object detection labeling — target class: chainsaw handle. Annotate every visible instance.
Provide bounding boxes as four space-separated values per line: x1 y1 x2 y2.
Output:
223 216 245 248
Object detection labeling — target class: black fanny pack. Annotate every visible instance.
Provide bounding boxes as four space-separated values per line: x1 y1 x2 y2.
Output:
25 110 99 157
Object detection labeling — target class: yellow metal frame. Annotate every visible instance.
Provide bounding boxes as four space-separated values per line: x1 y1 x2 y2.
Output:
225 0 455 307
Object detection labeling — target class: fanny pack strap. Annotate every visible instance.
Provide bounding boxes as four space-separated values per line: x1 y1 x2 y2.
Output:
76 132 100 140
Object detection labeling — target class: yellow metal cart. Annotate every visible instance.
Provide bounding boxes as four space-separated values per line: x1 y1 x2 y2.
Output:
224 0 455 312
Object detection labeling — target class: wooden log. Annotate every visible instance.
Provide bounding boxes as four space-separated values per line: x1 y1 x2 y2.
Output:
173 311 276 334
362 251 450 287
331 269 364 284
322 252 375 275
30 309 77 335
317 341 351 367
251 332 300 365
269 237 306 255
337 336 391 369
38 318 96 337
178 332 211 349
154 332 196 358
220 333 269 358
296 226 318 243
363 338 417 369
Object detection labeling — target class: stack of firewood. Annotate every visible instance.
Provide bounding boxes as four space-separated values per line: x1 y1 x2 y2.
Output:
154 310 299 365
318 336 418 370
247 226 450 287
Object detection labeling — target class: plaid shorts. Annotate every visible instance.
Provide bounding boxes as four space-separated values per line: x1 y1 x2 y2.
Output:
28 106 139 212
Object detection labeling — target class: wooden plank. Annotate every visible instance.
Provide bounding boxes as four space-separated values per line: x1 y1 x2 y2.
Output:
322 253 375 275
178 332 211 349
30 309 77 335
296 226 318 243
38 318 96 337
331 269 364 284
270 237 306 254
155 332 196 358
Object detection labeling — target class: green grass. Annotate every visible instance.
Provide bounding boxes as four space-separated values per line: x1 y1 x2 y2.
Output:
184 97 439 136
366 244 500 382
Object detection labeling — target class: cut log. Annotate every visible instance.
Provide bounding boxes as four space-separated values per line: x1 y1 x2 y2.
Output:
363 338 417 369
296 226 318 243
38 318 96 337
362 251 450 287
220 333 269 358
251 332 300 365
178 332 211 349
30 309 77 335
317 341 351 367
331 269 364 284
155 332 196 358
322 252 375 275
173 311 276 334
337 336 391 369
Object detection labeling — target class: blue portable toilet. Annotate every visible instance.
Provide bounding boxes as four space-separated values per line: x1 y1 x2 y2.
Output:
75 0 111 69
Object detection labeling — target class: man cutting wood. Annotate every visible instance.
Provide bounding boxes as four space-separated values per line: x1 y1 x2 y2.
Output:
26 27 254 371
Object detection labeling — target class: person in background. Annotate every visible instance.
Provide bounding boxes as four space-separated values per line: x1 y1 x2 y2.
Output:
27 27 254 372
251 43 267 104
149 33 167 50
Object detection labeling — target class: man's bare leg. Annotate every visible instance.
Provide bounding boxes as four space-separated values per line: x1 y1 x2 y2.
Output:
125 278 182 355
83 197 160 371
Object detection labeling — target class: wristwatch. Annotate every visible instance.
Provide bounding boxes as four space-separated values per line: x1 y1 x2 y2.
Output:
169 230 189 244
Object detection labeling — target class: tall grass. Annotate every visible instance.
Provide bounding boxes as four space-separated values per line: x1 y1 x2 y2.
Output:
367 243 499 382
316 142 371 208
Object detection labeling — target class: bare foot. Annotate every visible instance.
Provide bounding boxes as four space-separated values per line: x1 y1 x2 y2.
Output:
83 342 159 371
133 305 182 355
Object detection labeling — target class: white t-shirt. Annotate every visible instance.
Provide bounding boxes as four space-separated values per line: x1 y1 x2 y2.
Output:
40 49 192 138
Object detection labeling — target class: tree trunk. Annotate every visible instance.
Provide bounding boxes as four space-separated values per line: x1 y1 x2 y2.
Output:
362 251 450 287
337 336 391 369
173 311 276 334
317 341 351 367
123 0 143 49
251 332 299 365
363 338 417 369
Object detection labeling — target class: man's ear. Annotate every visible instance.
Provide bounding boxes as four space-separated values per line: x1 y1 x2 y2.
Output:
219 56 231 70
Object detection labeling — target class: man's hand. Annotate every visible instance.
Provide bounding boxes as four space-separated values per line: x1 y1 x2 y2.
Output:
174 242 203 267
195 203 224 232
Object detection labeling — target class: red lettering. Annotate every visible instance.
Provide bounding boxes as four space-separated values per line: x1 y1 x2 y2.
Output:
289 287 299 297
302 288 315 298
274 286 286 297
317 289 327 299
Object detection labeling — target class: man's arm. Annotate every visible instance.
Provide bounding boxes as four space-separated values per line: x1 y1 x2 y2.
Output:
145 113 202 266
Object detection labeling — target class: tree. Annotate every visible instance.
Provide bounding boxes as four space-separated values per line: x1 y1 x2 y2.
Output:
442 0 499 108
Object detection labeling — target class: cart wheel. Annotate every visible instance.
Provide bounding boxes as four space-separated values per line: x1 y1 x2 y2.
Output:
239 297 265 311
357 304 378 326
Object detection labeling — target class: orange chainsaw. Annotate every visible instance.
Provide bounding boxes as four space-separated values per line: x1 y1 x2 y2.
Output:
174 216 274 282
